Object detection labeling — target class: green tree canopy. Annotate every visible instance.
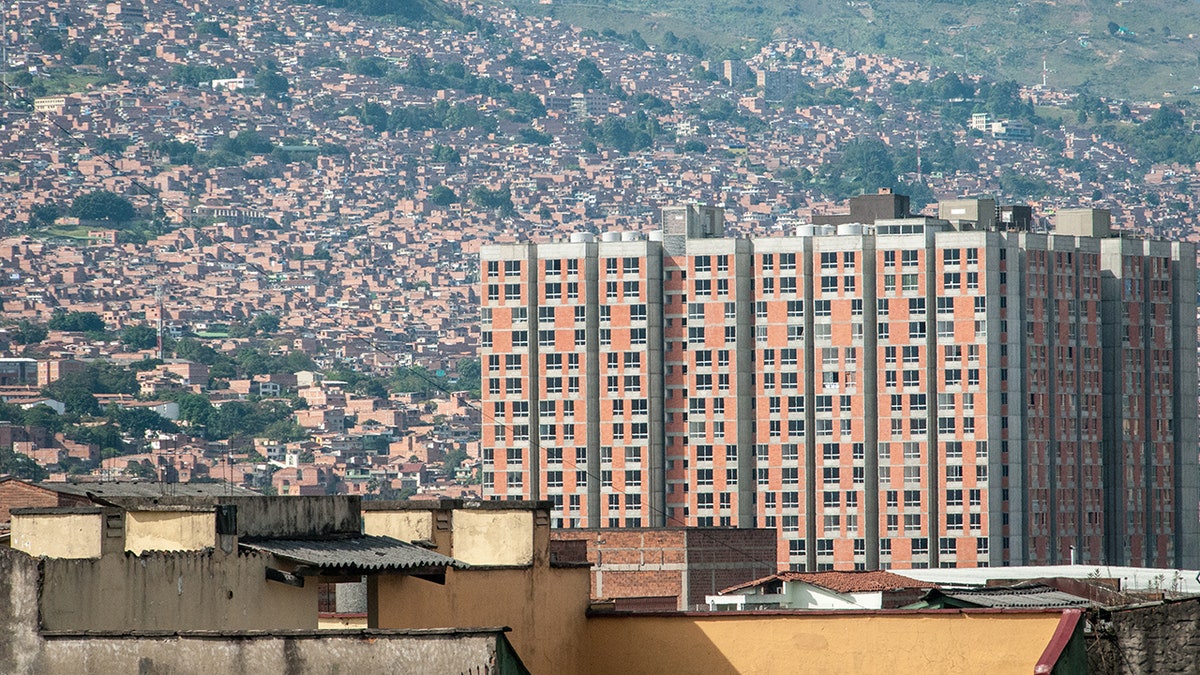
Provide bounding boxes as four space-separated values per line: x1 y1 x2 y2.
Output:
121 324 159 350
69 190 135 223
48 310 106 333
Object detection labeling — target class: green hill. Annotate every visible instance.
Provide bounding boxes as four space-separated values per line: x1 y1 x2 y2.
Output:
504 0 1200 102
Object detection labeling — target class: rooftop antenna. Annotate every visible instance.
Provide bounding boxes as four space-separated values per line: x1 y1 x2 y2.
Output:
915 129 923 182
155 285 165 360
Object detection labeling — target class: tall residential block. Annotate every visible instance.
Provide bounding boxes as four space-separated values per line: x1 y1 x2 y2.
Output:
480 195 1199 571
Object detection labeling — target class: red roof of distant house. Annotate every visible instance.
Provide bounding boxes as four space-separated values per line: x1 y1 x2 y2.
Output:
721 570 936 595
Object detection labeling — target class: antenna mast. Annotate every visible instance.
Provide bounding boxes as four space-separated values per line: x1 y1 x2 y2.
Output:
155 285 165 360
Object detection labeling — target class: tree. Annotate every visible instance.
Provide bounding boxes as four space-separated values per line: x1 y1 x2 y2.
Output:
469 185 515 217
121 324 159 350
429 185 458 206
252 313 280 335
30 203 60 227
177 393 214 428
48 310 106 333
10 320 48 345
360 101 389 133
69 190 135 223
256 65 289 100
575 58 607 91
0 447 48 481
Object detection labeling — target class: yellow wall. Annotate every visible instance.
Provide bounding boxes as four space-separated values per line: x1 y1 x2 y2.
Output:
362 510 433 542
583 612 1065 675
373 564 591 675
10 513 103 559
124 511 215 554
450 509 533 566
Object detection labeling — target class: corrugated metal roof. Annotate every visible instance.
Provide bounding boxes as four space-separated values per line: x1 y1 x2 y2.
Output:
44 481 259 498
938 586 1094 609
240 535 465 573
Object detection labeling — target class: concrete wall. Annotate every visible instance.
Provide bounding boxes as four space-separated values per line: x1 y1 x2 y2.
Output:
39 548 317 632
452 509 534 566
125 510 215 554
0 548 43 674
373 565 591 675
1091 598 1200 674
0 550 520 675
363 509 434 543
582 611 1067 675
10 512 103 559
33 631 513 675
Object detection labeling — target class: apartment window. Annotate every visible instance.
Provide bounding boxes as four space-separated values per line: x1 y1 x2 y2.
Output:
694 255 711 272
821 276 838 293
623 280 640 298
909 322 926 339
787 300 804 317
788 396 804 413
631 304 647 321
486 261 500 278
505 283 521 300
815 300 831 317
902 274 919 291
504 260 521 275
944 272 961 290
943 248 960 266
623 257 640 274
761 254 774 271
780 253 796 270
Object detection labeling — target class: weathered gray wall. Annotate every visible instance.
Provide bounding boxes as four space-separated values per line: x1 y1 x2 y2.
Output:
0 549 43 674
1089 598 1200 674
3 548 514 675
35 631 503 675
102 495 361 538
39 549 317 632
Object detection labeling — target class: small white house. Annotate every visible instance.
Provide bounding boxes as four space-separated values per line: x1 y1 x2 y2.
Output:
706 570 935 611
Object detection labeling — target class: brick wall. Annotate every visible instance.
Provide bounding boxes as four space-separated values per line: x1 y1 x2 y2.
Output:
0 480 91 526
684 529 777 608
550 528 777 610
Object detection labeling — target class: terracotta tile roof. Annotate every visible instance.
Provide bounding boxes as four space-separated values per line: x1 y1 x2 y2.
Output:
722 570 936 595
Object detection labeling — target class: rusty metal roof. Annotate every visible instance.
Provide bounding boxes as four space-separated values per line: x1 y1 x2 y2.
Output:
240 535 464 574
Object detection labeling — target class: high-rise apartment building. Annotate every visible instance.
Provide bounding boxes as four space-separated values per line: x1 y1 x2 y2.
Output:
480 194 1198 571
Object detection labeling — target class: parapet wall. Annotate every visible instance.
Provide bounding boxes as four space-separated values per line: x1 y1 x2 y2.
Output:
34 630 516 675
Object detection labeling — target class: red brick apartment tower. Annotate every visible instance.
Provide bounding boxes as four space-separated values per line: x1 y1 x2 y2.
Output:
481 199 1200 571
480 246 538 505
592 237 664 528
929 228 1004 570
809 231 876 571
481 236 665 528
660 206 752 530
1008 231 1106 566
1099 230 1198 567
751 236 816 570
